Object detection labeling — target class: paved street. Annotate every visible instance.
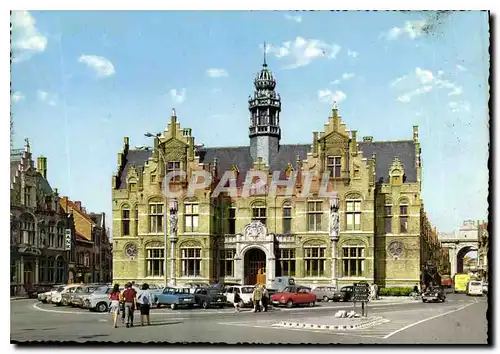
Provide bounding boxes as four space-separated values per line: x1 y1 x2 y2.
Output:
10 292 488 344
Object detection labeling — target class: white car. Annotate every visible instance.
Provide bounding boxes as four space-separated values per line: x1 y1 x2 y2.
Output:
224 285 255 308
467 281 483 296
51 284 81 306
38 285 65 303
482 282 488 294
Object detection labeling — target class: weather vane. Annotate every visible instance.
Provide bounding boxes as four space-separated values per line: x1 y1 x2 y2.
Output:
263 41 267 67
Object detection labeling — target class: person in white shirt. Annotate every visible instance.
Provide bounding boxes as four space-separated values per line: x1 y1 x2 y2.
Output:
137 283 155 326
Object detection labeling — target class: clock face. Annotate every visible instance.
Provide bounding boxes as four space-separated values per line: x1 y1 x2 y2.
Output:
125 243 138 259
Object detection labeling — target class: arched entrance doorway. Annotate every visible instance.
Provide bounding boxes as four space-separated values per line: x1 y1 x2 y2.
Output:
244 248 266 285
456 246 477 274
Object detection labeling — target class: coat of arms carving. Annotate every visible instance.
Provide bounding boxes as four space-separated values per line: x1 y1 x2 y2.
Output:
244 220 266 240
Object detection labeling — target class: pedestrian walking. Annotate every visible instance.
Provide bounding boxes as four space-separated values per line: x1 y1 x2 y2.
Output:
138 283 154 326
122 282 137 328
233 290 241 313
252 285 262 313
261 285 269 312
108 284 121 328
373 283 379 300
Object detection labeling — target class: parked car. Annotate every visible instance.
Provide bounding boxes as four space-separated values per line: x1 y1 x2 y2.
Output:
466 281 483 296
179 282 210 294
193 288 227 309
224 285 255 308
70 284 103 307
422 286 446 303
482 282 488 294
209 282 241 293
155 287 196 309
82 285 122 312
313 286 337 302
270 277 296 292
271 285 316 308
51 284 81 306
332 285 354 302
38 284 64 303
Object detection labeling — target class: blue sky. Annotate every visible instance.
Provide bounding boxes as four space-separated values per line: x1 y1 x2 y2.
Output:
11 10 489 238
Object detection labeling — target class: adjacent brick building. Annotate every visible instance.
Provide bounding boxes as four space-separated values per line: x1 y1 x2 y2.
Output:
111 60 441 288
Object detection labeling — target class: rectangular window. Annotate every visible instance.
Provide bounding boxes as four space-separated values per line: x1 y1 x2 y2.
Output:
384 205 392 234
219 249 235 277
146 248 165 277
48 225 56 248
252 206 266 225
134 208 138 236
346 201 361 231
149 203 163 233
283 206 292 234
307 201 322 231
167 161 181 182
304 246 326 277
181 248 202 277
48 259 55 282
400 205 408 233
24 187 32 207
150 174 156 183
342 246 365 277
228 207 236 234
184 203 199 232
278 248 296 277
122 209 130 236
327 156 342 178
57 226 64 248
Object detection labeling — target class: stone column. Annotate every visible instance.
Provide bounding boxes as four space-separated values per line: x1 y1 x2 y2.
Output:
331 238 339 289
266 235 276 288
35 259 39 284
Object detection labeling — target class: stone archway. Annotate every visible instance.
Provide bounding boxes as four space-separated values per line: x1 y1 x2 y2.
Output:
243 248 267 285
456 245 477 274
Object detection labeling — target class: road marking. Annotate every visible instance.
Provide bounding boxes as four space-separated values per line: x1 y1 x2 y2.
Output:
382 301 477 339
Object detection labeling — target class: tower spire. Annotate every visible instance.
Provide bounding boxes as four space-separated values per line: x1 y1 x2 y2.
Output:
263 41 267 67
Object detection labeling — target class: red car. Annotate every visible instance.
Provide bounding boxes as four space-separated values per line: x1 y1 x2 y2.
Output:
271 286 317 308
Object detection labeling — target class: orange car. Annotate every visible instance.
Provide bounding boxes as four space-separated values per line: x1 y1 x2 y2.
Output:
271 285 317 308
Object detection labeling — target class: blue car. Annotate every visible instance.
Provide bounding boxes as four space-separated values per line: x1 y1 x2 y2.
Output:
155 287 196 310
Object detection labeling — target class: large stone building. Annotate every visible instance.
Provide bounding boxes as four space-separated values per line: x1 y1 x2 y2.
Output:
10 140 71 296
112 60 438 288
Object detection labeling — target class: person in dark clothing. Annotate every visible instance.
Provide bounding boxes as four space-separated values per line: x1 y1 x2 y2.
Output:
261 285 269 312
233 290 241 313
413 283 419 294
122 282 137 328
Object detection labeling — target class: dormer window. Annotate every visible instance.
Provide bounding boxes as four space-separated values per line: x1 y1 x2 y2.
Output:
327 156 341 178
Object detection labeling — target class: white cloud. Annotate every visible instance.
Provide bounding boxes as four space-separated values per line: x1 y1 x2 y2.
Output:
437 70 444 76
11 11 48 63
170 88 186 104
386 20 428 40
11 91 25 103
331 79 341 85
448 101 471 113
390 75 408 87
456 64 467 72
265 37 341 69
347 49 359 58
37 90 57 106
284 14 302 23
78 55 116 78
415 67 434 84
318 89 346 104
341 73 355 80
397 85 433 103
206 68 228 78
448 86 463 96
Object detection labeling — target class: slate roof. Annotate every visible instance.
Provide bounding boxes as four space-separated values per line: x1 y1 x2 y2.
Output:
117 141 417 188
357 140 417 183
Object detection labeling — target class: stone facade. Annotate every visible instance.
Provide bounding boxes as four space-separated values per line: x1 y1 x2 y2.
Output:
111 61 438 289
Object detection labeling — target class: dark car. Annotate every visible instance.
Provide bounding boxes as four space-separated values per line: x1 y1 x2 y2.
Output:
332 285 354 302
422 286 446 303
193 288 227 309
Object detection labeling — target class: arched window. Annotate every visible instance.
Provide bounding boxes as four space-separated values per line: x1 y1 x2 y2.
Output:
148 198 163 233
20 214 35 245
341 243 365 277
304 242 327 277
121 204 130 236
282 201 292 234
252 201 266 225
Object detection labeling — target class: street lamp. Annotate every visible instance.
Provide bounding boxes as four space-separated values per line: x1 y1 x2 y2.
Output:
169 199 178 286
330 193 340 290
144 131 169 287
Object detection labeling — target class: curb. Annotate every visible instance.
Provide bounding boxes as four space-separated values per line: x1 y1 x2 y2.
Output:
274 316 388 331
10 297 29 301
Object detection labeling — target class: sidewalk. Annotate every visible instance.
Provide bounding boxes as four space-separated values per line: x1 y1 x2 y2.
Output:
371 296 418 303
10 296 29 301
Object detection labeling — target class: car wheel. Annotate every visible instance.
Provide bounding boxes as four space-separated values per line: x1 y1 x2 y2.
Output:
422 299 427 303
156 302 162 308
323 296 329 302
202 301 209 309
96 302 108 313
170 303 177 310
62 299 68 306
55 302 62 307
286 300 293 308
309 302 315 307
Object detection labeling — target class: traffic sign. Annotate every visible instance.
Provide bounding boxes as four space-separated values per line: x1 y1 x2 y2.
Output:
353 282 370 302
